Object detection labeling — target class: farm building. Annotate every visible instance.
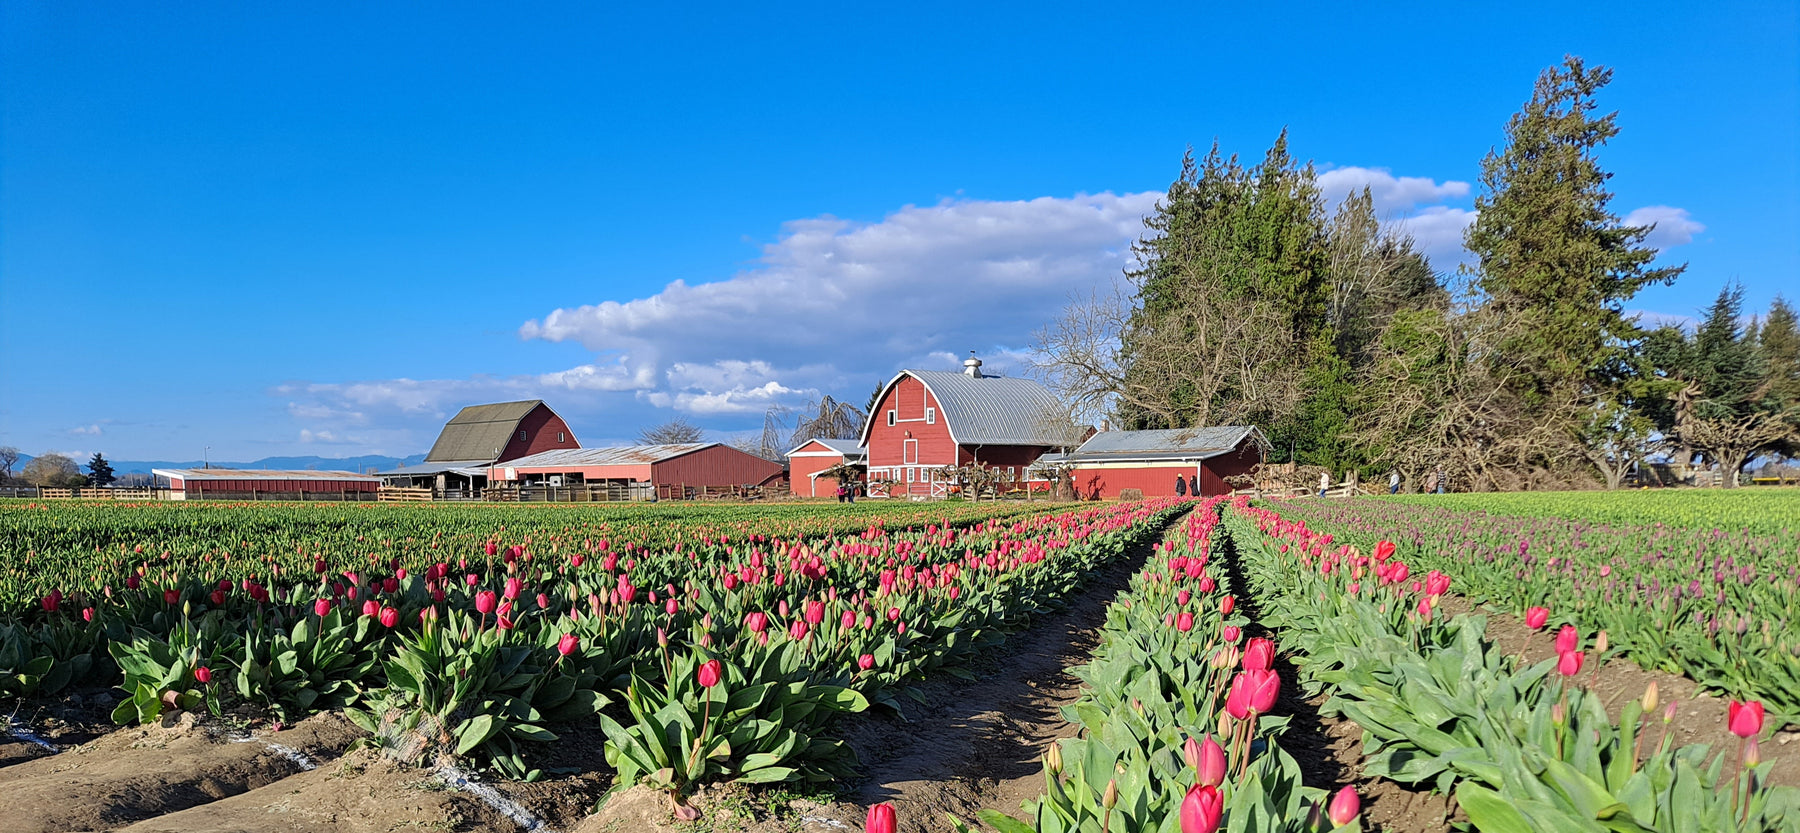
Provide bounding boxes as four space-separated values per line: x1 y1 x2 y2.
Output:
375 400 578 496
861 354 1079 499
488 443 786 499
1061 426 1268 500
786 438 867 498
150 468 381 500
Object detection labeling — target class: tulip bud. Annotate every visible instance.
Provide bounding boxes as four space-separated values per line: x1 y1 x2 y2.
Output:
195 666 213 684
865 803 897 833
1742 736 1761 768
1327 786 1360 827
1641 682 1658 713
1551 702 1566 726
1044 742 1062 775
1663 701 1678 724
1594 630 1609 655
1102 778 1118 809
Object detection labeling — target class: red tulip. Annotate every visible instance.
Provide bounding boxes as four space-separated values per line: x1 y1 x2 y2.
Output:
475 590 497 615
1373 540 1395 562
558 633 579 657
1220 596 1235 616
379 606 400 628
805 600 826 625
746 611 769 633
82 607 95 623
210 589 227 606
1225 672 1253 719
1327 785 1360 826
1180 784 1223 833
858 653 875 671
127 574 142 590
1246 667 1279 713
1525 607 1550 629
504 577 524 600
195 666 213 684
865 802 897 833
164 589 181 605
697 659 723 688
1175 612 1195 632
1728 700 1765 738
1555 624 1580 655
1194 735 1226 787
314 598 332 617
1556 650 1584 676
362 599 381 617
1242 638 1274 671
1177 589 1191 606
789 620 809 640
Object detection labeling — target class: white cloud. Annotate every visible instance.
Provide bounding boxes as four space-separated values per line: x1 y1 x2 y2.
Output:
298 428 340 443
1624 206 1705 250
1317 166 1471 215
67 424 102 436
1392 205 1480 267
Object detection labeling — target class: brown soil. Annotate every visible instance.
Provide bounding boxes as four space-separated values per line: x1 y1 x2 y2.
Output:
109 750 515 833
0 712 362 833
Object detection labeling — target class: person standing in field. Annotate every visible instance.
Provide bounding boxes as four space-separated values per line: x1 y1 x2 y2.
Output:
1389 470 1400 494
1424 469 1439 494
1175 475 1187 497
1318 470 1330 497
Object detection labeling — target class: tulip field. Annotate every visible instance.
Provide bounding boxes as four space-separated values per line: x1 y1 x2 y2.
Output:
2 490 1799 833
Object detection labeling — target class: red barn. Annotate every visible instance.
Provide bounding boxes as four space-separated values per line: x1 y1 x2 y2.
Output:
489 443 785 497
860 354 1072 499
786 438 867 498
1064 427 1267 499
376 400 579 495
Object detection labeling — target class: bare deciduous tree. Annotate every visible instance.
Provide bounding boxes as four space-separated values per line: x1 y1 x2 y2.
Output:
0 446 18 482
637 418 705 446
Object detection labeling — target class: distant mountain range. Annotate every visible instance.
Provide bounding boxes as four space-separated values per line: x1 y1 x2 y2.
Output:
13 452 428 475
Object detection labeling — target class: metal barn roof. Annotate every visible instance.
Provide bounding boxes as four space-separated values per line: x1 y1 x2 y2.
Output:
494 444 714 469
424 400 544 463
151 468 381 482
903 369 1070 446
372 461 490 478
1067 427 1266 462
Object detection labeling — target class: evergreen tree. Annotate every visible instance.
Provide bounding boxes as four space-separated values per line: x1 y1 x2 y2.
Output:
87 453 115 487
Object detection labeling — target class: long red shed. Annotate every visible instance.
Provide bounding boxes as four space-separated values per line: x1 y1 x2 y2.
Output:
488 443 785 494
1063 427 1267 499
151 468 381 500
860 355 1072 499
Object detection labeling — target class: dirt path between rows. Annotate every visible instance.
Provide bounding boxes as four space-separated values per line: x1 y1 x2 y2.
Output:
802 533 1168 833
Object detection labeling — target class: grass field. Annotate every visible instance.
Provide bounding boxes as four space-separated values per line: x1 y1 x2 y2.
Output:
1383 487 1800 535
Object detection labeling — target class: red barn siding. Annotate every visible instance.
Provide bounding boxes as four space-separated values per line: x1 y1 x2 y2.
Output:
1200 443 1261 495
496 463 654 482
651 446 785 488
181 479 378 493
1071 465 1198 500
866 376 958 497
496 404 579 463
957 444 1050 478
789 440 847 498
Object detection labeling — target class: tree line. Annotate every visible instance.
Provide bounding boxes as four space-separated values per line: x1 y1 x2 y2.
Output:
1036 56 1798 490
0 447 118 488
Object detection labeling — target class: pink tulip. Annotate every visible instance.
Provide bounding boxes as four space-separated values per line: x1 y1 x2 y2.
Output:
475 590 497 615
362 599 381 617
1246 667 1279 713
865 802 897 833
858 653 876 671
1327 786 1360 826
558 633 579 657
195 666 213 684
379 606 399 628
1242 638 1274 671
1175 612 1195 632
789 620 809 640
1555 624 1580 655
504 577 524 600
1194 736 1226 787
1220 596 1235 616
1728 700 1765 738
1556 650 1584 677
746 611 769 633
1180 784 1223 833
805 600 826 625
314 598 332 617
1525 607 1550 629
1177 589 1191 606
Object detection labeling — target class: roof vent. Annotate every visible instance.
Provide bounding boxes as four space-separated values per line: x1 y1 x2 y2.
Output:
963 351 983 378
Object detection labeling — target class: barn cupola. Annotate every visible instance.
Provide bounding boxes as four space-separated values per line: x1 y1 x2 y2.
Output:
963 351 984 378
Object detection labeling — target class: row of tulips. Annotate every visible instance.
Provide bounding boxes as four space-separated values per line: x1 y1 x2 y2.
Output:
1259 496 1800 716
1224 498 1800 833
0 499 1062 612
955 498 1364 833
6 499 1187 786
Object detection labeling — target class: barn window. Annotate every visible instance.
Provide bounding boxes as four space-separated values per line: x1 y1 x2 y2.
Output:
926 407 935 424
906 468 915 482
519 430 527 441
557 432 565 443
887 410 896 426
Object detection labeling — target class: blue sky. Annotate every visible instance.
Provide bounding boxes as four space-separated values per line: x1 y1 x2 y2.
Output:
3 1 1796 461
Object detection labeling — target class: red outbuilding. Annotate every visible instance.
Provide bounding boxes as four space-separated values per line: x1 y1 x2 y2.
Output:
375 399 580 496
151 468 381 500
785 438 867 498
860 354 1073 499
488 443 785 497
1062 426 1268 499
